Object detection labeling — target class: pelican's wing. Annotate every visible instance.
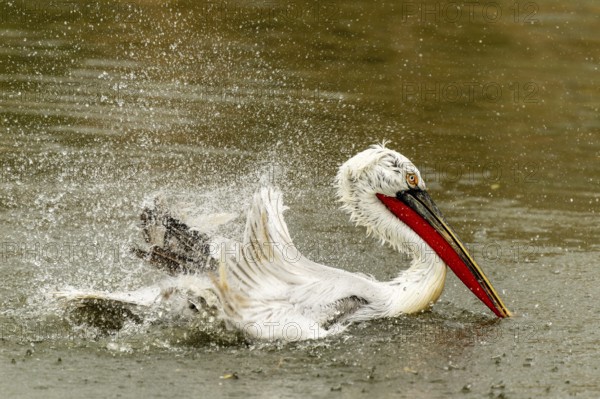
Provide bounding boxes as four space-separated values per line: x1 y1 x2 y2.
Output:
227 187 321 292
53 286 162 331
55 276 220 331
213 187 318 312
213 187 380 339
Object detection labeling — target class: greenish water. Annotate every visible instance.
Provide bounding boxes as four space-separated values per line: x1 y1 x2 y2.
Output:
0 0 599 397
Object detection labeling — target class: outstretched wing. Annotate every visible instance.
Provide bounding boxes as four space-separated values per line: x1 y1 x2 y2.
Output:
133 196 237 275
219 188 325 294
213 187 379 339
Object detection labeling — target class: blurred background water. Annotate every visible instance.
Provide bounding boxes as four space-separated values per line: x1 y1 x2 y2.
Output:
0 0 598 397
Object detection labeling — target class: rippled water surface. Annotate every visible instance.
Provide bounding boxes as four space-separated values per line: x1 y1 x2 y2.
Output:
1 1 599 397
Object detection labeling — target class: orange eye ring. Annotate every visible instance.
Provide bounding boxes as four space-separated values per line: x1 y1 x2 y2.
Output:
406 173 418 187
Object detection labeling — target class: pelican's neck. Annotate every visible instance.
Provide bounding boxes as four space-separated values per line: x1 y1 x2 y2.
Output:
340 190 448 315
385 251 447 315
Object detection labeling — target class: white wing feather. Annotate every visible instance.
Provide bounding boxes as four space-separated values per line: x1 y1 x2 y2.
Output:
214 187 383 340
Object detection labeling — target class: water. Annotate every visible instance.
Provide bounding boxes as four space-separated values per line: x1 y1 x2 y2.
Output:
1 0 599 397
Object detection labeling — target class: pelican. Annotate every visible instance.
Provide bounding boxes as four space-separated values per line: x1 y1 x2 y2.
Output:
60 143 511 341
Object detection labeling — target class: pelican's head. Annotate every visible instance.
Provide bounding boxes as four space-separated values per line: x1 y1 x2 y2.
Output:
336 143 511 318
336 143 426 202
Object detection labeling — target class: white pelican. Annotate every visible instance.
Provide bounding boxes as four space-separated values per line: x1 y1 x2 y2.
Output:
61 143 511 341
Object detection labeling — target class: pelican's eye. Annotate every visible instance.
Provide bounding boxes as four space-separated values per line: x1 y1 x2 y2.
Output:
406 172 418 188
